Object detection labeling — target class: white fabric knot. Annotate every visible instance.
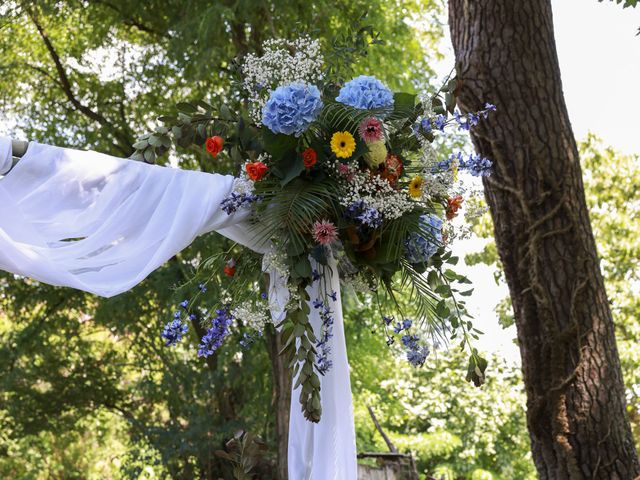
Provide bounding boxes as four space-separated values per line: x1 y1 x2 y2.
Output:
0 137 13 175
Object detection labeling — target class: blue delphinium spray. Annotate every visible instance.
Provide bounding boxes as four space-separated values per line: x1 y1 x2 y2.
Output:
198 308 234 357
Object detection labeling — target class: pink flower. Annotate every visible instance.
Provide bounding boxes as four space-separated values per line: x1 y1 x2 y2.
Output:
337 163 355 182
338 163 350 175
312 220 338 245
358 117 383 143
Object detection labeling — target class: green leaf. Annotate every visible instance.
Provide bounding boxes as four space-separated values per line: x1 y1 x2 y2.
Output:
294 257 312 279
393 92 416 112
262 130 298 162
279 157 306 186
310 245 328 265
176 102 197 113
466 352 488 387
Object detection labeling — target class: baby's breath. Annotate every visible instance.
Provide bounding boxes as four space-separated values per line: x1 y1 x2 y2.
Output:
241 36 324 123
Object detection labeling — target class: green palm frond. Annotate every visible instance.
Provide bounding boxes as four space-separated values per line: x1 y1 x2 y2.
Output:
398 260 449 340
252 178 340 251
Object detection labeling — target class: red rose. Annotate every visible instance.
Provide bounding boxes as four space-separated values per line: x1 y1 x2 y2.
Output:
446 195 464 220
224 259 236 277
245 161 268 181
302 147 317 169
205 136 224 157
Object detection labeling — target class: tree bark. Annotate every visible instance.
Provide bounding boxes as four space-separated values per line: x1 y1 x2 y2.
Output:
265 326 292 480
448 1 640 478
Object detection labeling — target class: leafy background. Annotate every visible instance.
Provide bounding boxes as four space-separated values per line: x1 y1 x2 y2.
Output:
0 1 637 479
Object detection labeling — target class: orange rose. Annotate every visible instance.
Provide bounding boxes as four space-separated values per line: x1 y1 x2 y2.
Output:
446 195 464 220
245 161 268 181
302 147 317 169
385 154 403 177
205 136 224 157
380 154 404 186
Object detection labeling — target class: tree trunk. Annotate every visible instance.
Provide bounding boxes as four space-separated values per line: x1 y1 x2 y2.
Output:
448 1 640 478
265 326 292 480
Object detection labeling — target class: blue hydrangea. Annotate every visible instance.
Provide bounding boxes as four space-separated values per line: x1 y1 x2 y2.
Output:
262 83 323 136
405 214 443 264
336 75 394 110
161 319 189 347
357 207 383 229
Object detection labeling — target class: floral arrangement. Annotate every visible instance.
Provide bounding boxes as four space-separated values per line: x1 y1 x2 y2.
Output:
134 29 495 423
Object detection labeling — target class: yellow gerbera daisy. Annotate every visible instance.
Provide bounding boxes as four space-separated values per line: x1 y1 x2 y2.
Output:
330 131 356 159
408 175 424 199
452 159 459 182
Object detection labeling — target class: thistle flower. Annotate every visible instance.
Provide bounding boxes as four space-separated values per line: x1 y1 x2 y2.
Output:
358 117 383 143
312 220 338 245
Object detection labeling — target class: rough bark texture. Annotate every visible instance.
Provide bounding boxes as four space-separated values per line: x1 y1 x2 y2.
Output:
448 1 640 478
265 327 292 480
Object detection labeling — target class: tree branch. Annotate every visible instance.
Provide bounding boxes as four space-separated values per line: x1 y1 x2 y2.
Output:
26 8 135 156
92 0 172 39
367 405 398 453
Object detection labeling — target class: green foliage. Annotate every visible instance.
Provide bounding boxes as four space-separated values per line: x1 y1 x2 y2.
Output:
599 0 640 34
214 431 269 480
600 0 639 7
0 1 533 478
280 285 323 423
345 299 535 479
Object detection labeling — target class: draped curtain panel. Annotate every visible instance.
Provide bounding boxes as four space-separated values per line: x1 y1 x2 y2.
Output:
0 138 356 479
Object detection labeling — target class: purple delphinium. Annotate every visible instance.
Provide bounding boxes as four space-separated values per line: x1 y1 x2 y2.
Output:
432 152 492 177
345 200 383 230
313 296 336 375
198 308 234 357
401 333 430 367
161 318 189 347
221 192 261 215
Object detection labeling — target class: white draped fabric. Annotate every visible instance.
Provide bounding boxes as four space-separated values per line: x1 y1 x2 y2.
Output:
0 138 356 479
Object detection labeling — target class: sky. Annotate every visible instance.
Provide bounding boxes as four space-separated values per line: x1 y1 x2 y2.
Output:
447 0 640 362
